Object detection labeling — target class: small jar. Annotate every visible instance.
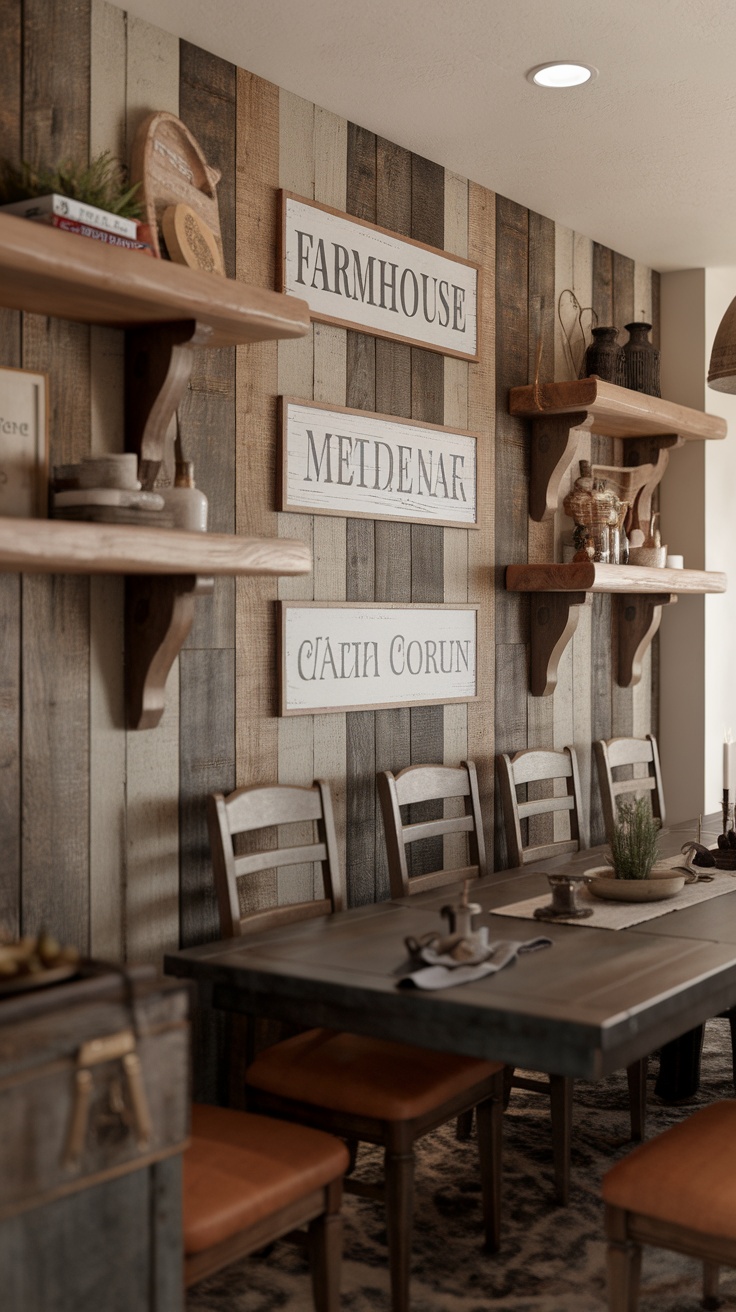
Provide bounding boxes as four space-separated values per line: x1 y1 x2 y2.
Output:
161 460 208 531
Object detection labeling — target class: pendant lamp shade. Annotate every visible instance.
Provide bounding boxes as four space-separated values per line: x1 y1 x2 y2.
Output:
708 296 736 392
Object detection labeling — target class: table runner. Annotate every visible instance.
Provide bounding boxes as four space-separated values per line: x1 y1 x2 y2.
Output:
492 871 736 930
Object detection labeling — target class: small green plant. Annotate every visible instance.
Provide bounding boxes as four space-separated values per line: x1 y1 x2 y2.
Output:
608 797 660 880
0 151 141 218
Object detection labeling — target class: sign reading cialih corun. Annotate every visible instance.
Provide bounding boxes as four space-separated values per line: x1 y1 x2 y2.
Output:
280 193 480 360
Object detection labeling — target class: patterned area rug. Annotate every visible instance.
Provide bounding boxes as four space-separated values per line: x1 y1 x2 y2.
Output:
188 1020 736 1311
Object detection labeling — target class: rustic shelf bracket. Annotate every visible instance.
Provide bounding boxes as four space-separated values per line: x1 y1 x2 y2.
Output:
125 320 214 489
126 573 214 730
530 591 591 696
530 412 591 522
616 593 677 689
623 434 684 536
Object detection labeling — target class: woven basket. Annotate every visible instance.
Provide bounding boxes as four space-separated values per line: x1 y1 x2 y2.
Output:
712 847 736 871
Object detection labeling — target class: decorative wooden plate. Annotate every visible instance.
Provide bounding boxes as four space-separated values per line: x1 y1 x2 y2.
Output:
161 204 224 276
131 111 223 261
585 866 686 902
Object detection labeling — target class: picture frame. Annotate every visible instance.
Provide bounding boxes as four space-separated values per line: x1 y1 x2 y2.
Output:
0 366 49 517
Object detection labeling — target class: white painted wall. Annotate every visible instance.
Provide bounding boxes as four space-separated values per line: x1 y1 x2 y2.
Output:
659 268 736 821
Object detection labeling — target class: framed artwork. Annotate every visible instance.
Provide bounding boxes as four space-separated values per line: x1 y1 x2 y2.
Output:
0 366 48 517
279 602 478 716
279 397 478 527
280 191 480 361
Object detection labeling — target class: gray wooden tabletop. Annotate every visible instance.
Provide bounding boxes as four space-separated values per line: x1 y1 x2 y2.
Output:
165 815 736 1079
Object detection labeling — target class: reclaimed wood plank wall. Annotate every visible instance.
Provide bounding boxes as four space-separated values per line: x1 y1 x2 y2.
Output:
0 2 659 972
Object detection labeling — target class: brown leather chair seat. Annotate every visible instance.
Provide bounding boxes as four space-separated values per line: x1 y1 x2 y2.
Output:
603 1099 736 1239
184 1103 350 1255
246 1028 502 1121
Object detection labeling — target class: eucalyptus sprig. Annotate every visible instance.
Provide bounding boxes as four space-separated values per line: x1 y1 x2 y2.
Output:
0 151 141 218
608 797 660 880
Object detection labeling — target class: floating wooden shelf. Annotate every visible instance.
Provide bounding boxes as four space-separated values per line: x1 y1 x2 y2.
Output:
0 214 310 348
506 562 727 697
0 216 313 729
0 519 312 578
509 377 727 523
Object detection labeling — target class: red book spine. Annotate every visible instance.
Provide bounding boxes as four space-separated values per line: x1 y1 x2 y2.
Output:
31 213 155 255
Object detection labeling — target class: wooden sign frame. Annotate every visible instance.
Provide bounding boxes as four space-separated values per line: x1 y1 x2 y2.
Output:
279 601 478 716
279 191 481 361
278 396 478 527
0 365 49 517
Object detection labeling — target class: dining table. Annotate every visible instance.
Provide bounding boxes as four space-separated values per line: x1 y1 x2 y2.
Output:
165 815 736 1084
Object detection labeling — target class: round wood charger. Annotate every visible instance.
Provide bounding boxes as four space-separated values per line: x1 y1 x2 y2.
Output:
161 204 224 276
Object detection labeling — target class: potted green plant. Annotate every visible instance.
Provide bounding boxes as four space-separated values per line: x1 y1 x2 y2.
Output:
609 797 660 880
586 798 686 903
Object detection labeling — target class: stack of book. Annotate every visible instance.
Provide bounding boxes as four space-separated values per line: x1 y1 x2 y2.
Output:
51 455 173 527
0 194 154 255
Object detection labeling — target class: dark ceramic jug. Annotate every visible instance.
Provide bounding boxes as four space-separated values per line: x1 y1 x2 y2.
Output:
623 322 661 396
583 326 626 385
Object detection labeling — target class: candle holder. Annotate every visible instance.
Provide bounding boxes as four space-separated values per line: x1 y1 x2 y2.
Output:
534 873 593 921
723 789 734 836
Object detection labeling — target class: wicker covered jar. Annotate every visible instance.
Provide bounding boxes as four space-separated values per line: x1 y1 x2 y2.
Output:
563 460 621 563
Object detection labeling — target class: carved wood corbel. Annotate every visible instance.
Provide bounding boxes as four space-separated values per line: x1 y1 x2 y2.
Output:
126 574 214 730
125 319 213 489
623 434 684 536
530 412 592 522
529 591 591 696
616 593 677 689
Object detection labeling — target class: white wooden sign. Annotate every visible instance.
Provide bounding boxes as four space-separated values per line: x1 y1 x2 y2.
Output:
280 603 477 716
280 192 480 361
279 398 477 527
0 367 48 517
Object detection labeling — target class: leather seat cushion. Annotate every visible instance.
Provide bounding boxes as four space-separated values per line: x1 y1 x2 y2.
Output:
603 1100 736 1238
183 1103 349 1255
246 1028 503 1121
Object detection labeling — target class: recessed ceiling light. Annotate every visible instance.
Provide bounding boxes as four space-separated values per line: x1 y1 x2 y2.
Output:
527 62 597 88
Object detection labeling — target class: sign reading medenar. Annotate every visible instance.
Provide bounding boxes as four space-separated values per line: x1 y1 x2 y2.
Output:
280 604 478 715
280 193 480 360
280 399 477 527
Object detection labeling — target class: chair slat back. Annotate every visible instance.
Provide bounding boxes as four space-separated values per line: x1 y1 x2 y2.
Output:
593 735 665 840
496 746 586 868
207 780 344 938
376 761 487 898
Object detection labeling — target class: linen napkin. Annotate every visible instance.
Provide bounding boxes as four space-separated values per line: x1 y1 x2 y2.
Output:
397 935 552 990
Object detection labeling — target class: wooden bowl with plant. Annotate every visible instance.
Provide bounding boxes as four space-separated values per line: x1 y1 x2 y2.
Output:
586 797 687 902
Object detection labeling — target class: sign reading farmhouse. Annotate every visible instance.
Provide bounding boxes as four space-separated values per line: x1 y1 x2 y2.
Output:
280 192 480 360
280 603 477 715
280 398 477 527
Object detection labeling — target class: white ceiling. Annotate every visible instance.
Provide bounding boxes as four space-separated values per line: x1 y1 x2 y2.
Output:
119 0 736 272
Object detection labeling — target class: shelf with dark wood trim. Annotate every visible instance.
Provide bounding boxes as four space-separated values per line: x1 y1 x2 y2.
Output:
0 216 313 730
506 562 727 697
509 377 727 523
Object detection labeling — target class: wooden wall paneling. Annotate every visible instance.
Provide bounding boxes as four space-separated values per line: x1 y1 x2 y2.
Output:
123 21 181 964
467 182 496 866
650 270 661 741
611 251 636 743
372 137 413 900
277 89 316 905
345 123 377 906
442 171 470 870
494 196 529 867
526 211 557 846
88 0 127 961
0 0 22 938
588 243 616 844
551 223 576 839
234 70 281 912
407 153 445 878
178 43 237 1020
631 263 654 763
312 107 348 889
20 0 92 949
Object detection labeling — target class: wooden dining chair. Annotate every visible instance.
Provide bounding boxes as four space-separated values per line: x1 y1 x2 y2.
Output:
207 780 504 1312
593 734 666 840
376 759 486 899
602 1100 736 1311
495 747 647 1201
184 1103 348 1310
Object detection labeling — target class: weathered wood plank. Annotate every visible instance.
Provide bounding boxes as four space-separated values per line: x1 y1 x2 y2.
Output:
495 197 529 649
125 12 180 151
611 251 636 742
